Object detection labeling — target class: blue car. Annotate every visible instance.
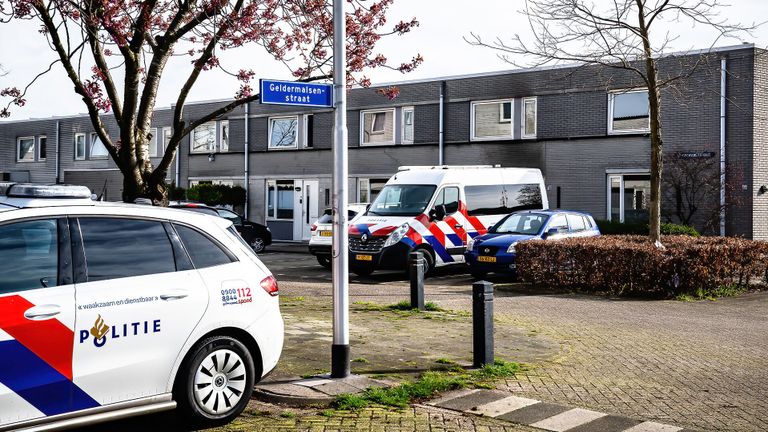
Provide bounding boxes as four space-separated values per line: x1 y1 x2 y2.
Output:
464 210 600 279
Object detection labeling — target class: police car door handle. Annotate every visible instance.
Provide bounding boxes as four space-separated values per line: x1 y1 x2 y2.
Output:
160 292 189 301
454 224 463 229
24 305 61 321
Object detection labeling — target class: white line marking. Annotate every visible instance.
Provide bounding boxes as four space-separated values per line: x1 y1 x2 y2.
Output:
530 408 607 431
624 422 683 432
468 395 539 417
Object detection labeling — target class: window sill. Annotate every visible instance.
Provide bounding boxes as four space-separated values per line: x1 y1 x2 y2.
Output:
360 141 395 147
608 129 650 135
268 146 299 151
470 135 514 142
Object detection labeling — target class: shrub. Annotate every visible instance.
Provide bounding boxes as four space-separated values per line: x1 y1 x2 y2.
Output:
186 183 246 207
516 235 768 298
595 220 700 237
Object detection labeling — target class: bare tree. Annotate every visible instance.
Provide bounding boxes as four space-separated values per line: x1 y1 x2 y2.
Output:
468 0 756 244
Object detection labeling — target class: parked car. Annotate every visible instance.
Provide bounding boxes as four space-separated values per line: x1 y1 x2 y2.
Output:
309 203 369 268
0 183 283 430
348 166 548 276
170 203 272 253
465 210 600 279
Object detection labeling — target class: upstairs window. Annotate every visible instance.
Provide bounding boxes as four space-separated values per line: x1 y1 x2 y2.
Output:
522 97 537 138
148 128 159 157
219 120 229 152
402 107 414 144
609 89 649 134
269 116 299 149
74 133 86 160
191 122 217 153
471 100 513 140
90 133 109 159
17 137 35 162
361 109 395 145
38 135 47 160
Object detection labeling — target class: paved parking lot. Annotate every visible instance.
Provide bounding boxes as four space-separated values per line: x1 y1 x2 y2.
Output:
261 250 768 432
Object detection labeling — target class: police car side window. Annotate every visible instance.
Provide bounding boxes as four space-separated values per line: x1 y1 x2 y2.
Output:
174 224 234 269
79 218 176 282
442 187 459 214
0 219 59 294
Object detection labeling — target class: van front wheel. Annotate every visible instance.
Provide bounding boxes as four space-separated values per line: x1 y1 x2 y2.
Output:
410 249 434 277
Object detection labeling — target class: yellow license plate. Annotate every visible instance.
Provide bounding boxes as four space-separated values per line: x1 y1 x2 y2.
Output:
356 254 373 261
477 256 497 263
319 230 332 237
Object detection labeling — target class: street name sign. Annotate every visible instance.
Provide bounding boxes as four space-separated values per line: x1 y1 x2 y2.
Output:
260 79 334 107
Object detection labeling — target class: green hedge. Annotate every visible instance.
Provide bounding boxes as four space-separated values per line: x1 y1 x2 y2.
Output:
516 235 767 298
595 220 700 237
186 184 246 206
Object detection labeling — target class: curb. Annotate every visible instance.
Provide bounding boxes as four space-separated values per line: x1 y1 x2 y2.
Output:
252 387 335 407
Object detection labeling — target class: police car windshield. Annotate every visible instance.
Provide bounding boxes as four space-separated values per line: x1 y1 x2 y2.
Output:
368 185 436 217
492 213 549 235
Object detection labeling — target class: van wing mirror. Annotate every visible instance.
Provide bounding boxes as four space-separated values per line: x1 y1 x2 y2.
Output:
430 205 446 222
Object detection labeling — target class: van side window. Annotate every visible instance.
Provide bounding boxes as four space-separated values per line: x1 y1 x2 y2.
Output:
465 185 506 216
505 184 543 211
79 218 176 282
434 187 460 215
547 214 568 233
0 219 59 294
174 224 234 269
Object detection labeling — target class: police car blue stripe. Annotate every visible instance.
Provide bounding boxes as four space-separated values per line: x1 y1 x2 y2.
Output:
446 233 462 246
355 224 372 236
0 340 99 416
424 236 454 263
401 237 417 248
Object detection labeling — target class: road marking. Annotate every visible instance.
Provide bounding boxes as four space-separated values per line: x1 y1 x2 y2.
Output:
530 408 607 431
468 395 539 417
623 422 683 432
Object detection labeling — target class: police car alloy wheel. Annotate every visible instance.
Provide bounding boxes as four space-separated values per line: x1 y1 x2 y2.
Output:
176 336 255 425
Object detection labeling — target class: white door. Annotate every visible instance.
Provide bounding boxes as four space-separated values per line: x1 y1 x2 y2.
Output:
293 180 319 241
72 217 209 404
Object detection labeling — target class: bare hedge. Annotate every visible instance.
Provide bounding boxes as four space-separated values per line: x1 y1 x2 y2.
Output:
515 236 768 297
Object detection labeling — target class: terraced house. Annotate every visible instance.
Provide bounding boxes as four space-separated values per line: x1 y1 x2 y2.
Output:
1 44 766 241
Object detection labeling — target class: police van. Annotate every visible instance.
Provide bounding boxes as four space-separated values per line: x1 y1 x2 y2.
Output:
0 183 283 430
349 166 548 276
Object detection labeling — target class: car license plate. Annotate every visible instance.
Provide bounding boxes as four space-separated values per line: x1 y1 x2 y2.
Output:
477 256 496 263
319 230 332 237
356 254 373 261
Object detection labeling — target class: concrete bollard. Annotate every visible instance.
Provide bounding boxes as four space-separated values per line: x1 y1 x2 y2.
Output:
472 280 494 367
409 252 425 311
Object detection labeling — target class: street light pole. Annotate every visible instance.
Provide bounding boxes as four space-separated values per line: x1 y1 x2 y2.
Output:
331 0 350 379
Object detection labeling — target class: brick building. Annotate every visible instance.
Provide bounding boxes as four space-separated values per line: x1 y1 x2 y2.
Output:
1 44 766 241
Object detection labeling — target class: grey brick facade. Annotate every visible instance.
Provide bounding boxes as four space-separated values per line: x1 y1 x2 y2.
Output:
1 45 766 240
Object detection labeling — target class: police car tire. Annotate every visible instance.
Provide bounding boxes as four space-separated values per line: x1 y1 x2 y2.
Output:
175 336 255 427
414 249 434 276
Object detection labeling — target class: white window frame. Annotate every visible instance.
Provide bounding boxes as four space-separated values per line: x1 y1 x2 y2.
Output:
38 135 47 161
499 101 512 123
302 114 313 148
147 127 159 157
268 116 299 150
265 179 295 220
606 170 651 222
219 120 229 152
360 108 396 146
190 121 217 154
89 132 109 159
521 97 537 139
608 89 650 135
162 126 172 152
74 133 86 160
470 99 514 141
401 107 415 144
16 136 35 163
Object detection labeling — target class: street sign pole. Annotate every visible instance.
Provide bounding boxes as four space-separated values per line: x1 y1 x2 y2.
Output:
331 0 350 378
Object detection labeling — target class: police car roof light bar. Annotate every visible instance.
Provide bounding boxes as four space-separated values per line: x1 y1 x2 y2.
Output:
0 183 93 199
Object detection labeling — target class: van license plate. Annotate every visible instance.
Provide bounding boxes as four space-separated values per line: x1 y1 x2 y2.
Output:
356 254 373 261
319 230 332 237
477 256 496 263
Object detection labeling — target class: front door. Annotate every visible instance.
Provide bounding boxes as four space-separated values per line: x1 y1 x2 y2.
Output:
293 180 319 241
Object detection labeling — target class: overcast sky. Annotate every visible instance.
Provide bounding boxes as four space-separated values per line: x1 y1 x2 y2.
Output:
1 0 766 121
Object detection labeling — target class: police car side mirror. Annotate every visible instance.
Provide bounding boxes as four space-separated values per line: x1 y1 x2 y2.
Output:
430 206 445 222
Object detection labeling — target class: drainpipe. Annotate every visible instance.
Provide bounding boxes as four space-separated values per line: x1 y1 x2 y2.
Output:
720 58 727 237
244 103 250 219
55 120 61 183
438 81 445 165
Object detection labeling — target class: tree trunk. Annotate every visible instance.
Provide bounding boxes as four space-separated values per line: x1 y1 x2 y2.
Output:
648 84 663 244
121 167 169 206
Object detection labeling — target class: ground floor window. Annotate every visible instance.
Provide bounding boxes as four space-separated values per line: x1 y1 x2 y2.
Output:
607 173 651 222
357 178 388 203
267 180 294 220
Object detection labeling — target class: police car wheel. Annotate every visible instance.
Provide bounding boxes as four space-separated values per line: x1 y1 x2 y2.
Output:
176 336 255 426
414 249 434 276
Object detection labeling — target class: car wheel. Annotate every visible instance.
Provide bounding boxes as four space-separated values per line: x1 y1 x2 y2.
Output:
250 236 266 253
175 336 255 428
317 256 332 269
413 249 435 277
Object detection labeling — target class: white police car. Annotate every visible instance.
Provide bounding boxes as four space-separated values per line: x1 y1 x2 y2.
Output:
0 183 283 431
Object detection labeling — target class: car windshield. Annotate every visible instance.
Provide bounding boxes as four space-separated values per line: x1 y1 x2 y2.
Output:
367 184 437 216
492 213 549 235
